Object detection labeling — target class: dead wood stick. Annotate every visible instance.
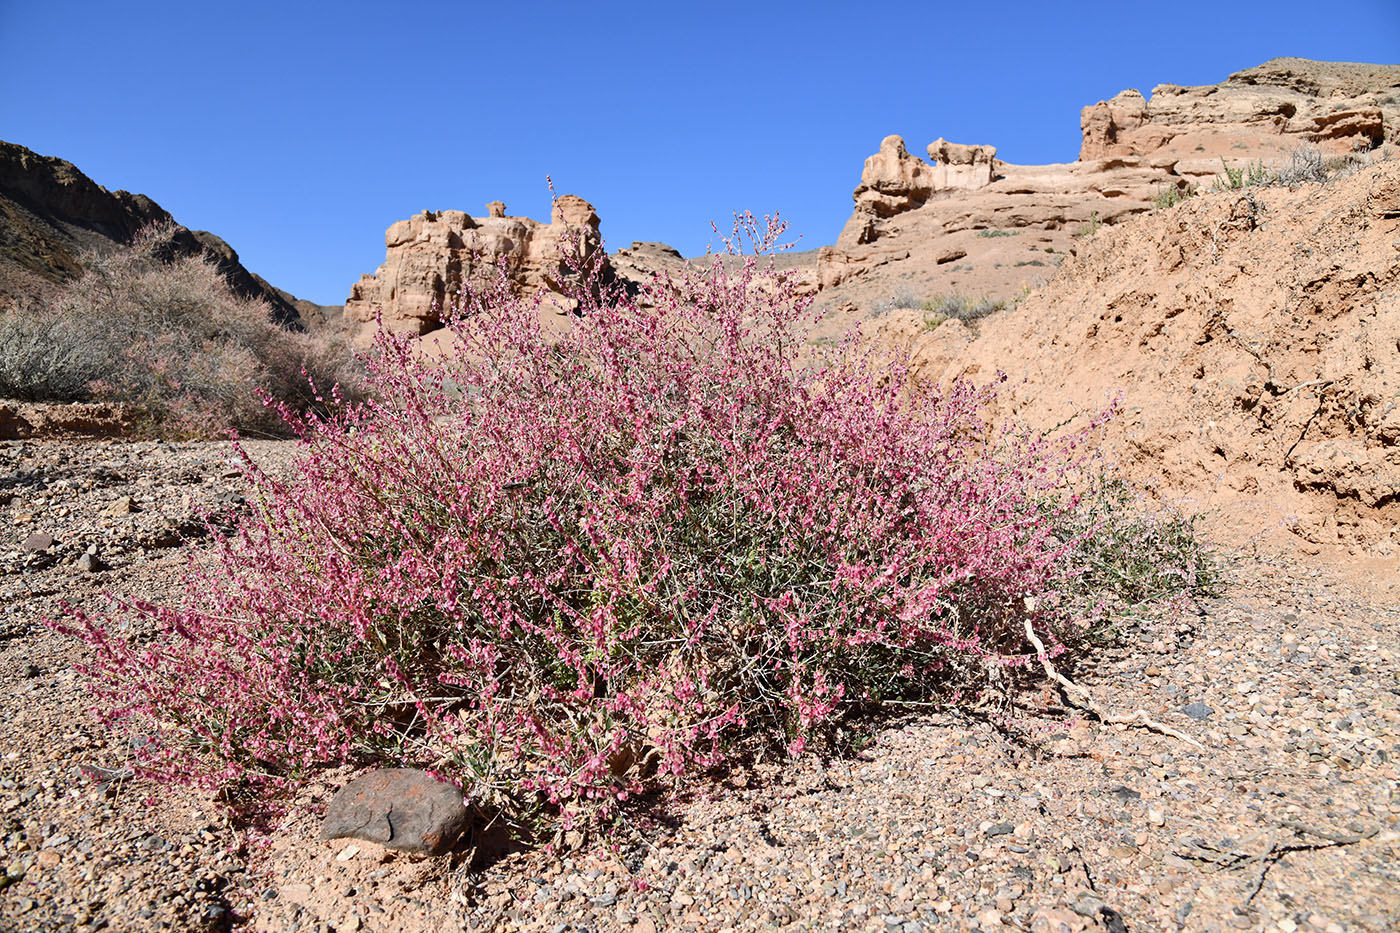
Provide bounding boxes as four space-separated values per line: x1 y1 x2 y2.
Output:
1023 620 1204 748
1278 820 1378 846
1244 822 1377 904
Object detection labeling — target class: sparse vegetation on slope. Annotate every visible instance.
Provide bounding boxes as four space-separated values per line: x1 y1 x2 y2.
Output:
0 225 362 437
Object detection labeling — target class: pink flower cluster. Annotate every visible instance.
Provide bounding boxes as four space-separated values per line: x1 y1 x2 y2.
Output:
60 212 1112 832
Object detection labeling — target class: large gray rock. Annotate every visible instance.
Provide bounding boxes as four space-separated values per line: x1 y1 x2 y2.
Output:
321 769 473 856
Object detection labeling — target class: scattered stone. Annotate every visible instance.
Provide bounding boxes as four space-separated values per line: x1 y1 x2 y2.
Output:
21 532 53 552
936 248 968 265
104 496 138 516
985 822 1015 837
1030 906 1088 932
1183 702 1215 720
75 552 103 573
322 769 474 856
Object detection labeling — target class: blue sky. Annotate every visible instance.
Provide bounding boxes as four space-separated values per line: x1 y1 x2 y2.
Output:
2 1 1397 305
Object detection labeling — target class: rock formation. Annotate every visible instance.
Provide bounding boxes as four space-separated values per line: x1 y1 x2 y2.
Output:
1080 58 1400 161
926 138 997 190
0 140 317 327
343 195 609 342
851 136 939 219
816 59 1400 300
1078 90 1149 161
838 135 1001 249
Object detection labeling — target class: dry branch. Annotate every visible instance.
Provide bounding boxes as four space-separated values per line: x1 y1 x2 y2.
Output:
1023 619 1204 748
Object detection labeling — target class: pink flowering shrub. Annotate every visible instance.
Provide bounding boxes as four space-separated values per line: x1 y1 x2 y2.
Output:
60 213 1189 834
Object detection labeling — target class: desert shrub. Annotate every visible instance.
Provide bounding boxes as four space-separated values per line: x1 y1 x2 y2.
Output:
1274 146 1328 188
922 293 1011 331
1212 159 1275 191
869 285 922 315
1076 211 1102 239
1322 151 1373 184
1054 479 1219 641
59 213 1206 837
976 229 1019 238
1245 160 1275 187
0 224 361 437
1152 183 1197 210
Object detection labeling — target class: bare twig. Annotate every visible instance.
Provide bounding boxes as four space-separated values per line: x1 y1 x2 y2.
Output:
1284 381 1335 462
1278 820 1377 846
1023 620 1204 748
1241 821 1376 904
1066 837 1098 893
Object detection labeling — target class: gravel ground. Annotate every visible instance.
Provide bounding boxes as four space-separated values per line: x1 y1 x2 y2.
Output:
1 439 1396 933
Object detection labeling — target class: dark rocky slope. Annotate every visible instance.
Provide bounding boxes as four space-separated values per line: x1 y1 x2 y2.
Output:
0 140 336 327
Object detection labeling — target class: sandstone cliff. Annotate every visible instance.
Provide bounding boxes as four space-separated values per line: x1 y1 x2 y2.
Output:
813 58 1400 311
343 196 609 342
1081 58 1400 161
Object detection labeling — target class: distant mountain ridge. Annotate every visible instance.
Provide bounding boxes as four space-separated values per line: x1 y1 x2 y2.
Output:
0 140 336 327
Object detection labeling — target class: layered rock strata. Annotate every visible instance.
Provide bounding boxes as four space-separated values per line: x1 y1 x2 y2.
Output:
1083 58 1400 160
818 58 1400 295
343 195 608 341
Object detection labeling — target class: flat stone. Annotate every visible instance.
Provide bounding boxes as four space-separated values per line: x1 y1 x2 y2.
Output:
21 532 53 552
1182 702 1214 720
322 769 473 856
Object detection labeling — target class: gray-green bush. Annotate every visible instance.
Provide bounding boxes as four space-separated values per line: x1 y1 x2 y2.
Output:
0 225 362 436
921 293 1010 330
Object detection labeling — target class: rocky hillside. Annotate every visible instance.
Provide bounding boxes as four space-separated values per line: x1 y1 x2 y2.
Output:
0 140 334 327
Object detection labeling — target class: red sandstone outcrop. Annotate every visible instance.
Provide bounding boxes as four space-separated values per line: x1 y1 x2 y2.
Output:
343 196 608 342
814 58 1400 303
1081 58 1400 161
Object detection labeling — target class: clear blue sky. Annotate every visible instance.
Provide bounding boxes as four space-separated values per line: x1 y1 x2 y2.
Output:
2 1 1397 305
